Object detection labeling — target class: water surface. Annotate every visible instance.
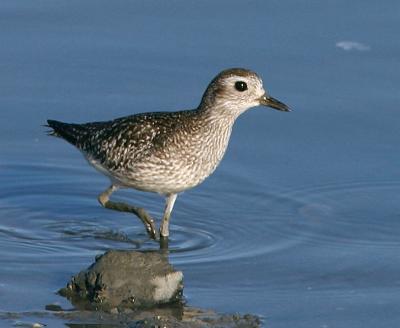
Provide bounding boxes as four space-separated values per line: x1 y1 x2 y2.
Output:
1 0 400 327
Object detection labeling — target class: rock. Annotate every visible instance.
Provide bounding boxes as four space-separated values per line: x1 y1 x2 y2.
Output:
55 250 261 327
130 309 261 328
1 306 261 328
56 306 261 328
59 250 183 311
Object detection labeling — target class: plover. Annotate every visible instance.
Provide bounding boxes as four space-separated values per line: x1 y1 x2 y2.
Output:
47 68 289 241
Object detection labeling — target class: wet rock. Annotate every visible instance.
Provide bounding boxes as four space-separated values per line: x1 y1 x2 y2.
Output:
1 307 261 328
59 250 183 311
130 309 261 328
57 307 261 328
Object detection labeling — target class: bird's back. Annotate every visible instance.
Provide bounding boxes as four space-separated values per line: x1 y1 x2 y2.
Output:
48 111 190 166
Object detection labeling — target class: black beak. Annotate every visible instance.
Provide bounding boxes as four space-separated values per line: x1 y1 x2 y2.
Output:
259 94 290 112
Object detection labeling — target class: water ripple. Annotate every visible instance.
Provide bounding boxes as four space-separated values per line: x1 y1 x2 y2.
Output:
281 180 400 249
1 161 400 268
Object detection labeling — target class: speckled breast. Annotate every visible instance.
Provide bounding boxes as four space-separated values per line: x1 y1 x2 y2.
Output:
110 121 233 194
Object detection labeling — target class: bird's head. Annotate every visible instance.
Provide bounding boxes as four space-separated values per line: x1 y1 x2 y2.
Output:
200 68 290 119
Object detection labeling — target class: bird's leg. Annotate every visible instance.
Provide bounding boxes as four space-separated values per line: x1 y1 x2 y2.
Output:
159 194 178 239
98 185 157 240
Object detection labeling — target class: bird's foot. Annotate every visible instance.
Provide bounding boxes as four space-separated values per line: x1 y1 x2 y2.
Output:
145 220 158 240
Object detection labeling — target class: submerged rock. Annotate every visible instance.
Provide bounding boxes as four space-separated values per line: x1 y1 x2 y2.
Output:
56 307 261 328
59 250 183 311
130 309 261 328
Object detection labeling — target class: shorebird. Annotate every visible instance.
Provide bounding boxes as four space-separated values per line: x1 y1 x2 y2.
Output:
47 68 289 241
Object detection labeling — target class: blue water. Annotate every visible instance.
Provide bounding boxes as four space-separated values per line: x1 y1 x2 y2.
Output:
1 0 400 327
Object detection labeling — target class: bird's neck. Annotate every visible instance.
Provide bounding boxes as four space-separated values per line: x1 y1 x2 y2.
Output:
196 105 235 155
196 102 244 126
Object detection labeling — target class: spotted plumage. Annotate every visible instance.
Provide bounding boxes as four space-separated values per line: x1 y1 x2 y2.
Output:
47 68 289 241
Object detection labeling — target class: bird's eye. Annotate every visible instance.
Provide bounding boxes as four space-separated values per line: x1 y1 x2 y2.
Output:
235 81 248 92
